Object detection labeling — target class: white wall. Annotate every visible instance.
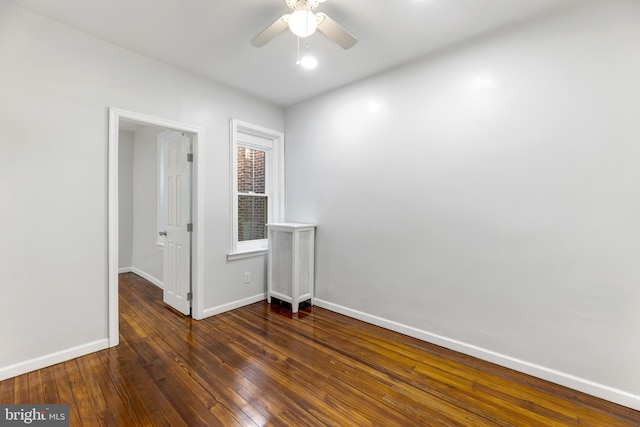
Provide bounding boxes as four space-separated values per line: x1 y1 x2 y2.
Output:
130 126 164 285
285 0 640 408
118 130 134 269
0 1 282 377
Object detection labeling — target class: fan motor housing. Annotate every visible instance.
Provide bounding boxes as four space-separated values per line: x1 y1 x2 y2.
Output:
286 0 322 11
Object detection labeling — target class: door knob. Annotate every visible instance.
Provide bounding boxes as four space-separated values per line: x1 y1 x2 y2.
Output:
159 231 167 236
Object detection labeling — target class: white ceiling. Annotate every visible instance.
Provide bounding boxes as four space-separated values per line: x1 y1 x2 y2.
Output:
6 0 582 106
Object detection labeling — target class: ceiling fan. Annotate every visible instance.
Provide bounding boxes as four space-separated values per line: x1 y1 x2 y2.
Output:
251 0 357 50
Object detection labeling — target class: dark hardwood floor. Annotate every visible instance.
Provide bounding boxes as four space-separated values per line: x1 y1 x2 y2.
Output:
1 272 639 426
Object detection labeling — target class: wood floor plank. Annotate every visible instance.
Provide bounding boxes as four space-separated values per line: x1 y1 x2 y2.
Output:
95 346 167 427
38 366 60 405
215 319 396 424
85 350 139 427
12 374 29 403
0 272 638 426
0 377 15 403
64 359 105 427
280 310 507 423
51 362 83 427
240 302 513 425
224 308 441 425
119 292 258 426
115 331 189 427
26 370 43 404
76 354 118 426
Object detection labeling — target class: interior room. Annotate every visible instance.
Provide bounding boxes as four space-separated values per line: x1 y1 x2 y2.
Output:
1 0 639 423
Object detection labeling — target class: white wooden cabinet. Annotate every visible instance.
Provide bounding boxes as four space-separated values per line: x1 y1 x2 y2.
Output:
267 223 316 313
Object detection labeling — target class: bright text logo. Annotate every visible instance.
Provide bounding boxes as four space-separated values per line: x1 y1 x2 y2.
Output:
0 405 69 426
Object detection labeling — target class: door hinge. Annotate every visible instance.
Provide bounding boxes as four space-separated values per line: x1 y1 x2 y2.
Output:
187 292 193 301
187 223 193 232
187 153 193 162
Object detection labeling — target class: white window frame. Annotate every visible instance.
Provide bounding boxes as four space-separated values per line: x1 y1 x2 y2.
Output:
228 118 284 260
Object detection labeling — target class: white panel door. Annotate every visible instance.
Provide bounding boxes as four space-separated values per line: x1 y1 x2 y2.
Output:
162 133 191 315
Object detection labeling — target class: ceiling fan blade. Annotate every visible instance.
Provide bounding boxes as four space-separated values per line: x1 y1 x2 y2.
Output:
251 14 290 47
316 13 357 50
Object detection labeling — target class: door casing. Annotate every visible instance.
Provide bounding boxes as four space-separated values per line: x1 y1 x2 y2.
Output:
108 108 205 347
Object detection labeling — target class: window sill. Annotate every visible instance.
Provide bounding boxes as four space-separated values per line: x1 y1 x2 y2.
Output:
227 249 268 261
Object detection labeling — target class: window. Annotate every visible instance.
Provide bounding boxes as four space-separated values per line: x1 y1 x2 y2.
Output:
229 119 284 259
238 146 267 241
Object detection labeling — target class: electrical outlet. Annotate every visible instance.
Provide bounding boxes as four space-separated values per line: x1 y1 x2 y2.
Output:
244 272 251 284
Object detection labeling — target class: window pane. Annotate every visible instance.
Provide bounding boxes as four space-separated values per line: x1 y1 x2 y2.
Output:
238 147 266 194
238 195 267 241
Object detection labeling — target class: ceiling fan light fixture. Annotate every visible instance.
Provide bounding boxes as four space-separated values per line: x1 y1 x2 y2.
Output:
252 0 357 50
299 54 318 69
288 9 317 37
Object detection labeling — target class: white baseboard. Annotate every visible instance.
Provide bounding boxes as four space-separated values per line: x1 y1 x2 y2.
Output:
0 339 109 381
202 293 266 319
122 267 163 289
314 298 640 411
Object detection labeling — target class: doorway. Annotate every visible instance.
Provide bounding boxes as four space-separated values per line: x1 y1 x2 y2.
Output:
107 108 204 347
